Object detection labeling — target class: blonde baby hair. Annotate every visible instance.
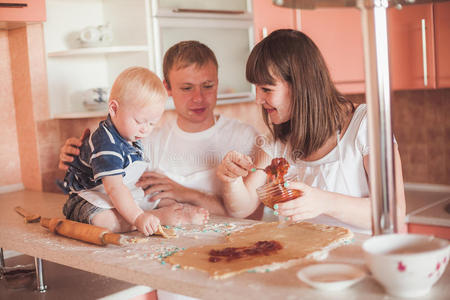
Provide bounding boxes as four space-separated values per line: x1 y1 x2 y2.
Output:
109 66 167 108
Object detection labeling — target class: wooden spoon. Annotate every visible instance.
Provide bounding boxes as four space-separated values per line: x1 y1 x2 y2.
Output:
14 206 41 223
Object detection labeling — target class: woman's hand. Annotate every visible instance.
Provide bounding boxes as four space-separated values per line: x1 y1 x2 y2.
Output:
58 128 90 171
216 150 253 183
274 181 330 222
136 171 193 203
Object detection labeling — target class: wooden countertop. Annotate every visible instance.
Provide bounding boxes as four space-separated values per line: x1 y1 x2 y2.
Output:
1 190 449 300
405 186 450 227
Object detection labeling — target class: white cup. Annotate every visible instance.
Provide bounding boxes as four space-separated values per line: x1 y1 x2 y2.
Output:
79 26 101 44
362 234 449 298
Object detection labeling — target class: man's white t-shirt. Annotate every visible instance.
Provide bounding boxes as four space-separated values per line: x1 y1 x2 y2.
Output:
261 104 372 234
142 115 259 196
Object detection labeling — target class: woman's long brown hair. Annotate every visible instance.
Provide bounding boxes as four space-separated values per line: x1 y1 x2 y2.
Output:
246 29 354 160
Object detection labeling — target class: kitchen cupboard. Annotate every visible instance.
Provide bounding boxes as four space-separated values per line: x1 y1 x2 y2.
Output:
388 4 435 90
44 0 254 119
0 0 45 26
300 8 365 95
408 223 450 240
44 0 151 119
297 2 450 94
388 2 450 90
434 2 450 88
252 0 298 43
152 0 254 104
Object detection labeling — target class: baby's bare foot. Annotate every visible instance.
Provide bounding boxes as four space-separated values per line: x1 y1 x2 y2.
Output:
178 204 209 225
152 204 209 226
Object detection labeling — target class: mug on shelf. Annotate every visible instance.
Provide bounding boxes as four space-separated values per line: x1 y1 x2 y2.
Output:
78 23 113 47
82 87 110 111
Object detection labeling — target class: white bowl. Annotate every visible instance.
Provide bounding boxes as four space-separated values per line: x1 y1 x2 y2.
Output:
362 234 449 298
297 263 367 291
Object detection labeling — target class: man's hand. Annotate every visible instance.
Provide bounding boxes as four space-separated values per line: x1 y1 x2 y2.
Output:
136 172 194 203
58 128 90 171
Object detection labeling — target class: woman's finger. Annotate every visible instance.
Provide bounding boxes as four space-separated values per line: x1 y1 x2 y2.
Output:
278 205 308 217
275 196 303 211
226 151 253 170
225 161 249 178
285 181 308 192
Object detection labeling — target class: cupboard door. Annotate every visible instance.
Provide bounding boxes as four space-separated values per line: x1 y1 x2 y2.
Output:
156 18 253 101
252 0 297 43
301 8 365 94
0 0 45 22
434 2 450 88
155 0 248 12
388 4 435 90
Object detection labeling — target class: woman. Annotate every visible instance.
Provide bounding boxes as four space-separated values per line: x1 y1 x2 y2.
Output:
217 29 406 234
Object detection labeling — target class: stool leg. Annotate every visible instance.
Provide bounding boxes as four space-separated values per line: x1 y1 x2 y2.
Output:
34 257 47 292
0 248 5 268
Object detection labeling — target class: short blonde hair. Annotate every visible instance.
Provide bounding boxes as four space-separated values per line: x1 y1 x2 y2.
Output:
109 66 167 108
163 41 218 89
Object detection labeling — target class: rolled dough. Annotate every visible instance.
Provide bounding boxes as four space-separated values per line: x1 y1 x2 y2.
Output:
166 222 353 279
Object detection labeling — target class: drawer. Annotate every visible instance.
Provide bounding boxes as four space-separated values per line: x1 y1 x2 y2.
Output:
0 0 46 22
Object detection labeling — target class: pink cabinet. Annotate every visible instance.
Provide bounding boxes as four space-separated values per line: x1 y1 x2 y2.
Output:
434 2 450 88
300 8 365 95
408 223 450 240
0 0 46 23
388 4 435 90
252 0 297 43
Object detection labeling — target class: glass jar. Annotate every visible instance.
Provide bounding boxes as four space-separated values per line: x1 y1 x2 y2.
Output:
256 175 302 209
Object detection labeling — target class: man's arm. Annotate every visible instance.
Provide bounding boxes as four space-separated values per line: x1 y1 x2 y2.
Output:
136 172 226 216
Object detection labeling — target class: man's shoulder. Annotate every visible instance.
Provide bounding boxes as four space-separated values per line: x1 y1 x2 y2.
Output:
218 115 259 136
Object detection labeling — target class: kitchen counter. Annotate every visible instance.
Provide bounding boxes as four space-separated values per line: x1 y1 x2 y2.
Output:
1 190 449 299
405 184 450 227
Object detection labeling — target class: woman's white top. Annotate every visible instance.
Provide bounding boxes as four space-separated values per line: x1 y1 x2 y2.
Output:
261 104 372 234
143 115 259 196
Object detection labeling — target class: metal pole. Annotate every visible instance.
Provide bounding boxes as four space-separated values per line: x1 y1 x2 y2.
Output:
358 0 397 235
34 257 47 292
0 248 5 269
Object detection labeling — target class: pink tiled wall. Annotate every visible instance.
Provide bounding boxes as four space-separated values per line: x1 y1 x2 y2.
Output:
347 89 450 185
1 25 449 193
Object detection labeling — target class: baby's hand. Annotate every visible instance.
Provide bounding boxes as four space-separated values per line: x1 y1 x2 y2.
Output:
134 212 160 236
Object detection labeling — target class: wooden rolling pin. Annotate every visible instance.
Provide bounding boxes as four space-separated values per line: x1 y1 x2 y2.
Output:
40 217 122 246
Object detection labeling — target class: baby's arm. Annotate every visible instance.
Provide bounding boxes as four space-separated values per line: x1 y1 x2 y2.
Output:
102 175 160 236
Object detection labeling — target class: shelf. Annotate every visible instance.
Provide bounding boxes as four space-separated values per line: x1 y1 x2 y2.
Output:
53 93 255 119
53 110 107 120
48 46 149 57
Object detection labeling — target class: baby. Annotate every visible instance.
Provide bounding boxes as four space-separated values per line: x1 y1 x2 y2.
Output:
61 67 201 236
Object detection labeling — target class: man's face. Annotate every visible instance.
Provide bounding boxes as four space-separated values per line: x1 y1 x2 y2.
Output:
165 61 218 132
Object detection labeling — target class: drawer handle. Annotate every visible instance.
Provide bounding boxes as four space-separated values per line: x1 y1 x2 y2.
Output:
421 18 428 87
0 3 27 8
172 8 245 15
